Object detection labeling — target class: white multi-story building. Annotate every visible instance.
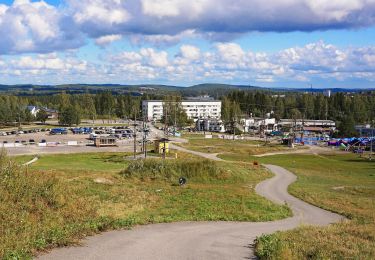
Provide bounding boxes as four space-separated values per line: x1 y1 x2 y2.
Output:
142 100 222 121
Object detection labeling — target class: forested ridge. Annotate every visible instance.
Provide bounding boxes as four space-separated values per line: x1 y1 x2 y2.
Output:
0 90 374 130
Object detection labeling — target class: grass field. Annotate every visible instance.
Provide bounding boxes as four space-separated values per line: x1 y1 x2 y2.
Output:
254 153 375 259
177 134 287 155
1 152 290 259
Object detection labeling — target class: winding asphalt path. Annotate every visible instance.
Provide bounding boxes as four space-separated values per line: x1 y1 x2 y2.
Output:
37 164 343 260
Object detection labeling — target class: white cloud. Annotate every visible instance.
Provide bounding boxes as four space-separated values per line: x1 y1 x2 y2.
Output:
67 0 375 44
178 44 200 60
140 48 169 67
0 0 82 54
1 1 375 54
1 41 375 85
95 34 122 47
70 0 130 25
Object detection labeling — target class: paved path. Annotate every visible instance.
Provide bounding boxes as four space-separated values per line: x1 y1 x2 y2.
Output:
170 143 223 161
37 164 343 260
23 156 39 166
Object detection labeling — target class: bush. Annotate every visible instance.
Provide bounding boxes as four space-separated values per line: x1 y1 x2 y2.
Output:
255 234 283 259
0 150 97 259
121 159 225 182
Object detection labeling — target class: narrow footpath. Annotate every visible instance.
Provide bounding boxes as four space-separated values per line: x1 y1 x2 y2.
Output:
37 163 343 260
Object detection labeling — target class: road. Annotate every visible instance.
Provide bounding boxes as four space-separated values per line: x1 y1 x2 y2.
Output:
37 164 343 260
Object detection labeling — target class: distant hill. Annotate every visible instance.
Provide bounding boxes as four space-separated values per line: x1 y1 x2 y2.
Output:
0 83 373 97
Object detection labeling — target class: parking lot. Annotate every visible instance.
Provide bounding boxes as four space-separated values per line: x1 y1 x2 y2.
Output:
0 125 155 156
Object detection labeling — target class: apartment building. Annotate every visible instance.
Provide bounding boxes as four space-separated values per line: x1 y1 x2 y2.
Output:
142 100 222 121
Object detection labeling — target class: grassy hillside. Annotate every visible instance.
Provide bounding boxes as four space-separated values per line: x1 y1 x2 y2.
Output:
1 152 290 259
254 154 375 259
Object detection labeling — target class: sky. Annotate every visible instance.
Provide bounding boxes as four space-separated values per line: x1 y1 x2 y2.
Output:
0 0 375 88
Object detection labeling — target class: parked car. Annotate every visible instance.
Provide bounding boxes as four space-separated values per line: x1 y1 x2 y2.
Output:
29 139 36 145
50 128 67 135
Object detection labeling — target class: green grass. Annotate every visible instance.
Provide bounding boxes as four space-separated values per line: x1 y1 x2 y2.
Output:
1 152 291 259
177 135 287 155
16 153 128 173
254 153 375 259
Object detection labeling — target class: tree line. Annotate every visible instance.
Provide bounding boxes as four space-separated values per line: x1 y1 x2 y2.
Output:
1 90 374 136
221 91 375 136
0 92 147 127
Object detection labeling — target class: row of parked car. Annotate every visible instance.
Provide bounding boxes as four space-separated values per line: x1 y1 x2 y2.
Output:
0 128 54 136
0 125 141 137
89 128 136 140
2 139 47 145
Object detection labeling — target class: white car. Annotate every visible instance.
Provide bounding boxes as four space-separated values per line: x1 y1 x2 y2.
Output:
0 132 7 136
89 133 98 140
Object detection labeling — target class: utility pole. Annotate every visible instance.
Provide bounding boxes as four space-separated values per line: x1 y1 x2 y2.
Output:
174 102 177 136
232 117 235 140
143 115 148 159
163 103 168 160
370 128 373 161
133 111 137 160
301 111 305 145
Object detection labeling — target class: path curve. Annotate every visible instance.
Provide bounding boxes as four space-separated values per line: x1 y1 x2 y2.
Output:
170 143 223 161
37 164 343 260
23 156 39 166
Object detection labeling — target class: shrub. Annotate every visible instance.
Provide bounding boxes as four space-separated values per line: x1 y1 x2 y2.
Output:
121 159 225 182
255 234 282 259
0 150 97 258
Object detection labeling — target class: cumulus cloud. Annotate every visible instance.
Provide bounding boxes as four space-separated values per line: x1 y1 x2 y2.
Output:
95 34 122 47
1 0 375 54
2 41 375 84
0 0 83 54
68 0 375 42
94 41 375 84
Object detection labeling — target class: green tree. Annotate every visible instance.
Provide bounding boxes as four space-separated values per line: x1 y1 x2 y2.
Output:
23 108 35 123
82 94 96 124
161 96 191 128
338 115 357 137
36 109 48 124
59 106 81 126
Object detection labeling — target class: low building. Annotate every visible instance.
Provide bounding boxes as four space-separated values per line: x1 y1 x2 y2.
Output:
26 106 39 117
241 117 277 133
355 124 375 137
196 119 225 132
278 119 335 131
44 108 59 119
142 100 221 121
26 105 58 119
94 136 117 147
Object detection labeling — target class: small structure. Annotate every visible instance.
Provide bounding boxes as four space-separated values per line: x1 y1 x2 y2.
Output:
26 106 39 116
154 138 170 154
94 136 117 147
26 105 58 118
196 119 225 132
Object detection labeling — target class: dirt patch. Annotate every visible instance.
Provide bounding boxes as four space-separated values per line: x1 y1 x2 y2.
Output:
93 178 114 185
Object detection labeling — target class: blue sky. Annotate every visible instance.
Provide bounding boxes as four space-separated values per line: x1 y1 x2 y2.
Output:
0 0 375 88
